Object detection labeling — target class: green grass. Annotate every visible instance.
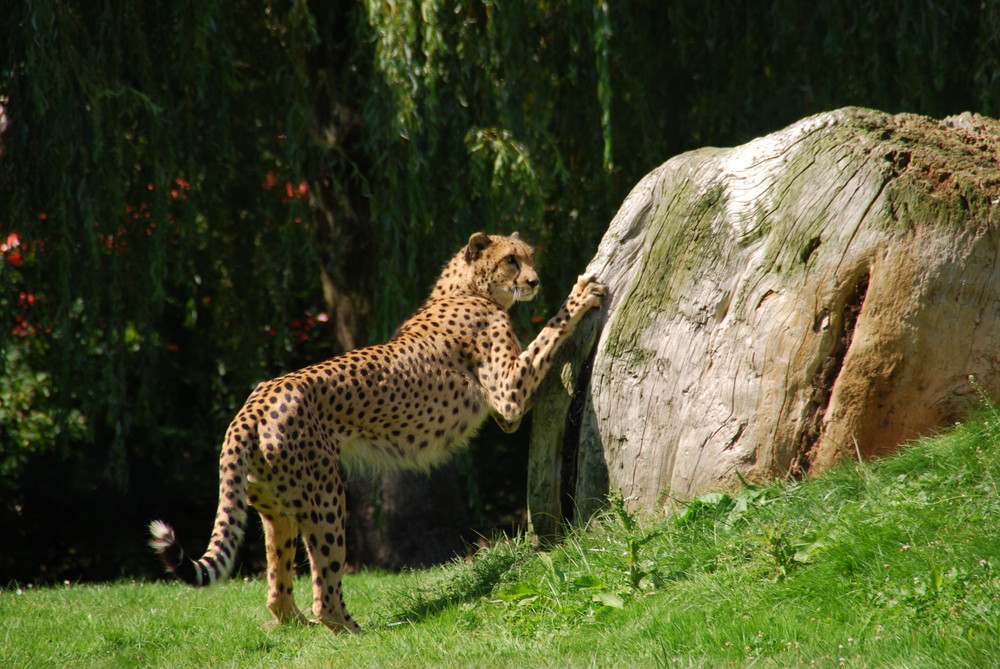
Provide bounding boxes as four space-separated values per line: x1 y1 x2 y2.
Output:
5 404 1000 668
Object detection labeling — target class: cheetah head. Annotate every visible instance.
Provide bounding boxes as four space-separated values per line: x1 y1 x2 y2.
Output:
464 232 540 310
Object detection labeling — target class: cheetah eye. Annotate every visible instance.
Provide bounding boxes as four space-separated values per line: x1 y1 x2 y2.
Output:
506 255 519 268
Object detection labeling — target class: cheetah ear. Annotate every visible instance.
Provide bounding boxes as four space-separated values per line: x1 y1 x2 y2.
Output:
510 231 520 240
465 232 492 263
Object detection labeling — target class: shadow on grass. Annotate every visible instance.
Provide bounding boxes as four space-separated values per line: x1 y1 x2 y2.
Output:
387 538 533 624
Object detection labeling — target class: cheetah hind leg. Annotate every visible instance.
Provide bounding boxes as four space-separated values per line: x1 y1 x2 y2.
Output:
260 512 311 628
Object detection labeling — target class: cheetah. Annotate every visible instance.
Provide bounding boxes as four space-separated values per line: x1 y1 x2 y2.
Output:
148 232 604 633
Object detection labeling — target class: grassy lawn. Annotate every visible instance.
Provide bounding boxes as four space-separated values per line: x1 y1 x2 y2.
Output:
5 404 1000 668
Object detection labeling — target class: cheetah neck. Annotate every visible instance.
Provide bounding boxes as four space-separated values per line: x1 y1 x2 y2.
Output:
427 253 498 305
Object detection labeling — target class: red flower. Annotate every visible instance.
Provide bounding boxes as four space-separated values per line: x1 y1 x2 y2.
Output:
1 232 19 252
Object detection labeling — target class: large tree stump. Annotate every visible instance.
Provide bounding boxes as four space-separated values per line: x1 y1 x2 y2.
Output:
529 107 1000 524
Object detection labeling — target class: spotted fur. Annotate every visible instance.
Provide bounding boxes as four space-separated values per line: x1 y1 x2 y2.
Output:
148 232 604 633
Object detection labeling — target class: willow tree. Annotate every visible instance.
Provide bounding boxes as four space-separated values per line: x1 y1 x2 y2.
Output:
0 0 622 578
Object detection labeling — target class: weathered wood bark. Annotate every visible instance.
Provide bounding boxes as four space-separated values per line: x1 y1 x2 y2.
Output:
529 107 1000 523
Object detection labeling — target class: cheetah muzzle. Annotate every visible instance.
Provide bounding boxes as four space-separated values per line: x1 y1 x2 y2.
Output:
148 232 605 633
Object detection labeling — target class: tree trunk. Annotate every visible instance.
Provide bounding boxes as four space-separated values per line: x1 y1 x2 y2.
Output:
308 56 478 569
529 107 1000 522
345 465 473 569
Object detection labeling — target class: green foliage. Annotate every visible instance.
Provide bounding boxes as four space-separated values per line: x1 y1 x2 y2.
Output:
354 0 622 330
606 492 662 590
1 0 325 486
675 472 780 533
0 345 86 483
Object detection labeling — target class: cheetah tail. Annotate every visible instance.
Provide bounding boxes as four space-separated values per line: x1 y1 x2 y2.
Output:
148 442 249 587
146 519 238 587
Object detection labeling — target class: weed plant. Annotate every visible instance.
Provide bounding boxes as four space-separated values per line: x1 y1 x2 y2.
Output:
4 401 1000 667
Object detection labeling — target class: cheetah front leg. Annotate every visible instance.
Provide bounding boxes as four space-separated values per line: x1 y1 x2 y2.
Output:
485 274 605 429
523 274 604 371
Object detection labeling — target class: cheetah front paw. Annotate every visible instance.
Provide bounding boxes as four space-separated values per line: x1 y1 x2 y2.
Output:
568 273 606 313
